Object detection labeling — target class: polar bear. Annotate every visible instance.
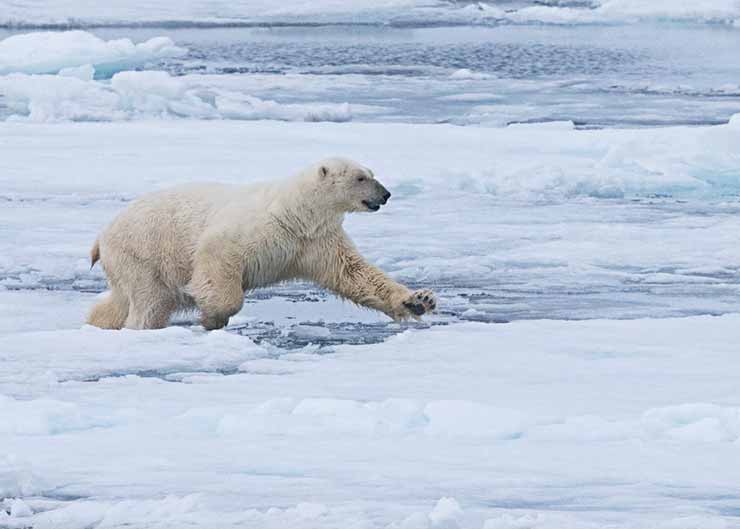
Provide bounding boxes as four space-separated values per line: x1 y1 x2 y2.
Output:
88 158 437 330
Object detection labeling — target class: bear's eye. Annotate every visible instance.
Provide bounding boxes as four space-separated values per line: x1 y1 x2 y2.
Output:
357 176 366 182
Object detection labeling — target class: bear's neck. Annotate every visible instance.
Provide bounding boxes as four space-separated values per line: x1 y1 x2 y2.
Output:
272 192 343 239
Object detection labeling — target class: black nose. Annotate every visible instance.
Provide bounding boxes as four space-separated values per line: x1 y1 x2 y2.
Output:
382 190 391 204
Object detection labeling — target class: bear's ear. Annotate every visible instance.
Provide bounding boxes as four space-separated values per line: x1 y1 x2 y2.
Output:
319 165 329 179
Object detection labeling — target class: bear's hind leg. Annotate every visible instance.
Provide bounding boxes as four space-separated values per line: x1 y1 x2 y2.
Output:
124 278 178 330
87 288 129 329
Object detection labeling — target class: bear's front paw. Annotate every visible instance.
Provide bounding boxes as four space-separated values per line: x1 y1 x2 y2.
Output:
402 289 437 318
201 313 230 331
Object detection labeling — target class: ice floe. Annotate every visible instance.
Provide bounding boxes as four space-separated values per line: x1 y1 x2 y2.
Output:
0 31 185 76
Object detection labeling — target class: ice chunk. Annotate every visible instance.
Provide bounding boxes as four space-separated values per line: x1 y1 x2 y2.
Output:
111 70 217 119
9 498 33 518
0 71 378 123
58 64 95 81
0 31 186 76
428 498 462 529
641 403 740 442
449 68 491 80
0 73 122 122
287 324 332 340
217 94 384 122
392 498 463 529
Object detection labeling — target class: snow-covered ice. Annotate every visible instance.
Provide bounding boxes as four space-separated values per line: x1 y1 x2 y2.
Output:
2 117 740 528
3 308 740 528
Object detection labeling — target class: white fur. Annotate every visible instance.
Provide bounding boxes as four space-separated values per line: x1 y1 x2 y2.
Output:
88 158 437 330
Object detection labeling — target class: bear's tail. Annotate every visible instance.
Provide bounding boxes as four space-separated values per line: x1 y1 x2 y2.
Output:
90 238 101 269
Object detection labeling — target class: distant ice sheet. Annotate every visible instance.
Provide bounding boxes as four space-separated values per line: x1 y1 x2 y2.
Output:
1 0 738 28
3 28 740 128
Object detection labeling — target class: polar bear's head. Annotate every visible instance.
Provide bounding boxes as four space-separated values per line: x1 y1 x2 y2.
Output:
312 157 391 213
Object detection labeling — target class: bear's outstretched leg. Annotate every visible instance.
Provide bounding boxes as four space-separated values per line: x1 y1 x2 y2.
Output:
87 288 129 329
301 232 437 321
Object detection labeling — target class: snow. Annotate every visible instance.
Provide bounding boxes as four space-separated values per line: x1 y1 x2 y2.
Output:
0 31 186 75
